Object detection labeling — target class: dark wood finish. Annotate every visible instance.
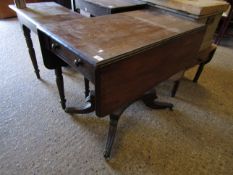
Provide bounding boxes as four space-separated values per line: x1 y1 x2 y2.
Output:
95 27 204 116
9 2 83 78
38 30 68 69
12 5 206 158
37 9 206 117
142 89 173 110
54 65 95 112
103 105 128 159
171 80 180 97
22 25 40 79
37 10 204 64
193 63 205 83
55 66 66 109
84 77 90 97
9 2 80 34
47 37 95 82
75 0 146 16
36 9 206 158
193 44 217 82
104 114 120 159
54 0 72 9
170 44 217 97
215 0 233 45
103 87 174 159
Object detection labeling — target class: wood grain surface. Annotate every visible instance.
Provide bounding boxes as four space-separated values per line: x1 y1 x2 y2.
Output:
9 2 83 32
95 28 205 116
38 9 204 66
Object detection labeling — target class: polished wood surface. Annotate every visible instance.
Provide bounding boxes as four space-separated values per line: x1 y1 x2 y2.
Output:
10 2 71 18
144 0 229 16
9 2 83 78
95 27 204 116
1 0 49 18
9 2 83 33
38 9 206 117
38 9 204 66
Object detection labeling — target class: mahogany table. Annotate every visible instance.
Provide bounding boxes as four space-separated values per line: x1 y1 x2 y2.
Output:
36 9 205 158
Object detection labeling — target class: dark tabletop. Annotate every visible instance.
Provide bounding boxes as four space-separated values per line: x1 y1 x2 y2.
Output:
9 2 83 27
38 9 204 66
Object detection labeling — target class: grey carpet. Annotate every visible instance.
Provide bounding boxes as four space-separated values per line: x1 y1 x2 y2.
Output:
0 18 233 175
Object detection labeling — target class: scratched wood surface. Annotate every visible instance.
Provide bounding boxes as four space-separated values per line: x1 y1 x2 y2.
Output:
38 9 204 66
144 0 229 16
37 8 205 116
9 2 83 29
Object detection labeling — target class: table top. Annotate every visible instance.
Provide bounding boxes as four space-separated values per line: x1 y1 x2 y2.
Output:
143 0 229 16
9 2 83 27
38 9 204 66
79 0 146 9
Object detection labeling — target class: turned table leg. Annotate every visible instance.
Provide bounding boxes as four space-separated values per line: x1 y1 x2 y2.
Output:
53 71 94 113
104 114 120 159
193 44 217 83
171 80 180 97
193 63 205 83
54 66 66 109
84 77 90 98
103 105 129 159
22 25 40 79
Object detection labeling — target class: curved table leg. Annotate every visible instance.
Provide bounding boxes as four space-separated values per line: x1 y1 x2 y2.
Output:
104 107 127 159
142 89 173 110
104 114 119 159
